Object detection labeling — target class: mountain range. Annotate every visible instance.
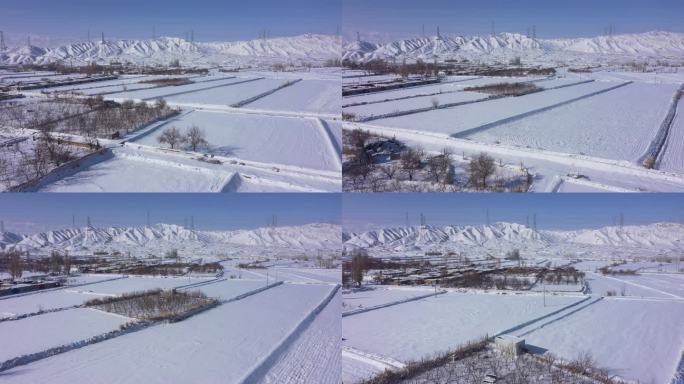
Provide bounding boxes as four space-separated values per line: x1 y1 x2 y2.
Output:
343 31 684 63
0 34 341 66
0 223 341 253
344 222 684 251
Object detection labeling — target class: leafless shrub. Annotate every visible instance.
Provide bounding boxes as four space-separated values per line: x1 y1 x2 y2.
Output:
86 289 217 321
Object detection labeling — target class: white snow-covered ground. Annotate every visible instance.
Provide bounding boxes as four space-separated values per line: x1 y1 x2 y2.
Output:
248 79 340 115
522 298 684 384
258 289 341 384
159 78 290 106
342 286 436 311
373 80 621 135
1 282 340 384
342 291 583 363
133 110 341 171
468 82 678 162
0 308 129 363
345 90 487 118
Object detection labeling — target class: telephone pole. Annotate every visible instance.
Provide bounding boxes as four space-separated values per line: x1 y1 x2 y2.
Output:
0 31 7 52
101 32 105 44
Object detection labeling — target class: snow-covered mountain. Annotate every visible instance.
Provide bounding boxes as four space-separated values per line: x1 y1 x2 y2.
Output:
0 223 341 253
344 222 684 251
0 34 341 66
343 31 684 63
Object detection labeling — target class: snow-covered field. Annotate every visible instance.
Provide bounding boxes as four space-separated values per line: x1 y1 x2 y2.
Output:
343 291 583 362
1 281 341 384
0 307 129 362
468 82 678 162
373 80 622 135
248 79 341 115
132 110 341 171
522 298 684 384
0 276 210 318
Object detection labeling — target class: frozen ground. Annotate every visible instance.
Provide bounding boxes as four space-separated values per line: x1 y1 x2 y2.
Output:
133 110 341 171
103 76 260 101
1 282 340 384
522 298 684 384
468 82 678 162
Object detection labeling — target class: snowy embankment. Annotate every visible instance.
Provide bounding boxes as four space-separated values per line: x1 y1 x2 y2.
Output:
343 289 446 317
347 121 684 192
658 86 684 173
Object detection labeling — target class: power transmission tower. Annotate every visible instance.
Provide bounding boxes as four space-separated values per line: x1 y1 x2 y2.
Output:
87 216 92 227
87 29 91 43
0 31 7 51
190 216 194 230
491 21 495 37
1 220 4 233
153 25 156 40
533 213 537 232
191 30 194 43
526 216 530 228
183 217 188 229
72 215 76 228
146 211 150 227
486 209 490 225
101 32 105 44
532 25 536 40
526 27 530 38
356 31 361 42
27 36 31 47
406 212 409 227
619 213 624 230
437 26 441 39
422 24 425 38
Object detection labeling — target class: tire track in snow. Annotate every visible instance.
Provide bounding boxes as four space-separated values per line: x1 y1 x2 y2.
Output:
237 284 341 384
315 118 342 171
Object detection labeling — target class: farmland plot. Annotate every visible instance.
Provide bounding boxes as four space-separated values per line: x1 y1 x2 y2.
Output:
161 78 289 106
133 110 340 171
247 79 340 115
0 283 338 384
104 76 257 101
468 82 678 162
374 80 623 135
0 308 129 363
342 292 583 363
344 90 487 118
523 299 684 384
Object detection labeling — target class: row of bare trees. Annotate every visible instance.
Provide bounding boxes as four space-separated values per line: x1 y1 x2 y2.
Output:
157 125 208 151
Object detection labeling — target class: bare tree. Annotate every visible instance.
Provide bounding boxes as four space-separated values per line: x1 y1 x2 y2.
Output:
468 152 496 190
401 148 423 181
7 250 24 281
158 126 185 149
380 164 398 180
350 248 369 286
186 125 208 151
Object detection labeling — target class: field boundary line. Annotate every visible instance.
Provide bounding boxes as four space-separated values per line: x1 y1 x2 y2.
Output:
231 78 302 108
343 290 447 317
494 295 593 337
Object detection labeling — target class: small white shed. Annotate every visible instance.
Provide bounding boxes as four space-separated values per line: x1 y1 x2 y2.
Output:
494 335 525 356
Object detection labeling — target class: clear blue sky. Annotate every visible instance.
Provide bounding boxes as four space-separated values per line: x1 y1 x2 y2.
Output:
344 0 684 41
0 194 340 234
1 0 341 42
342 194 684 232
